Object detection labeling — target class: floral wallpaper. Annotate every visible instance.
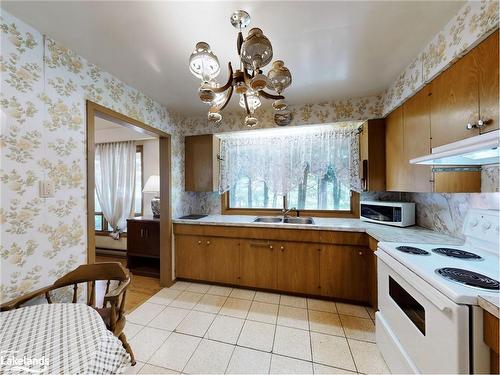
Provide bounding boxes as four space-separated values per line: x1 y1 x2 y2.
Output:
0 11 186 302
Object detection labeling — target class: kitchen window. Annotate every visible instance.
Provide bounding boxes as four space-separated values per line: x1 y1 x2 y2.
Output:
219 124 361 217
95 145 143 232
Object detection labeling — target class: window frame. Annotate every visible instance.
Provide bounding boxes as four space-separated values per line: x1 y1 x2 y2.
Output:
95 144 144 235
221 191 360 218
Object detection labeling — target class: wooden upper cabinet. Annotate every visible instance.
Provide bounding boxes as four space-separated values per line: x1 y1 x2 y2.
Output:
474 30 499 134
185 134 220 192
359 119 386 192
403 85 433 192
277 242 320 295
430 48 480 147
385 106 406 191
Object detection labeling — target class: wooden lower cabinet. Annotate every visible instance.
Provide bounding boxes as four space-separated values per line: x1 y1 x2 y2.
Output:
277 242 320 295
174 225 373 305
239 239 277 289
319 245 370 303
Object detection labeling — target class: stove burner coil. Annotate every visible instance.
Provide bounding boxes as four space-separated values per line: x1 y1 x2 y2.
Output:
432 248 482 260
436 267 499 290
395 246 430 255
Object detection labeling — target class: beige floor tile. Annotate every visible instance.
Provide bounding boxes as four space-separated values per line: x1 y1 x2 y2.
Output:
237 320 276 352
139 364 179 374
313 363 357 374
226 346 272 374
307 298 337 313
175 310 216 337
247 301 279 324
128 326 171 362
183 339 234 374
169 291 204 309
273 325 311 361
340 315 375 342
148 306 190 331
277 305 309 330
127 302 165 325
309 310 344 337
205 315 244 344
269 354 313 374
229 288 256 300
169 281 192 291
280 295 307 308
148 332 201 371
124 322 144 340
366 307 376 320
310 332 355 371
193 293 227 314
219 297 252 319
207 285 233 297
335 303 370 319
186 283 211 293
147 288 182 305
124 361 145 374
254 291 280 304
348 338 390 374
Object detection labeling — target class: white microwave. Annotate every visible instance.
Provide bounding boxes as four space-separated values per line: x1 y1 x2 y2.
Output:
360 201 415 227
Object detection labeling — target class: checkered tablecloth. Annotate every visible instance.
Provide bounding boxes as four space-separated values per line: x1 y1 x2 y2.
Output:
0 303 130 374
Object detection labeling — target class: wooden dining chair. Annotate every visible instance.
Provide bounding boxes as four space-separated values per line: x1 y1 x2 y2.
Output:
0 262 136 365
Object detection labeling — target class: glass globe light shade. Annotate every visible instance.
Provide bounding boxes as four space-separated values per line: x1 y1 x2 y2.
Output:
267 60 292 94
272 99 288 111
249 73 269 91
240 28 273 70
245 115 259 128
208 107 223 125
239 91 261 110
189 42 220 81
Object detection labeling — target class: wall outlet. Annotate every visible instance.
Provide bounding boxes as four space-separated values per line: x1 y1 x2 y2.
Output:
39 180 54 198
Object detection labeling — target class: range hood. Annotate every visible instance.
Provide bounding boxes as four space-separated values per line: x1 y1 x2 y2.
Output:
410 130 499 165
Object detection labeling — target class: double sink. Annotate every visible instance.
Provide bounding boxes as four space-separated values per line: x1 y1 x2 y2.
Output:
254 217 315 225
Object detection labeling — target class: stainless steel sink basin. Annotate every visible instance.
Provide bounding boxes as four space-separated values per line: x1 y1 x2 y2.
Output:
254 217 283 223
283 217 315 225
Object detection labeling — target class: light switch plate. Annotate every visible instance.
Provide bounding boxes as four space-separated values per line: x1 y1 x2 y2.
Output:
39 180 54 198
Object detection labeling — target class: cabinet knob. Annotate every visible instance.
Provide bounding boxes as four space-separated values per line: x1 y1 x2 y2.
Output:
477 118 490 128
280 246 284 251
269 245 273 250
466 122 477 130
198 240 202 245
358 251 363 256
206 241 211 245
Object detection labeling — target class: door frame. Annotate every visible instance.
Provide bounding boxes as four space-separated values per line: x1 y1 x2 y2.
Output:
86 100 173 286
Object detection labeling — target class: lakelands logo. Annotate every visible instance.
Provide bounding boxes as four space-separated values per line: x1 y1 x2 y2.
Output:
0 350 49 373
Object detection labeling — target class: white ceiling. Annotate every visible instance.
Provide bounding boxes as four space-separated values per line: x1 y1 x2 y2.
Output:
2 1 464 115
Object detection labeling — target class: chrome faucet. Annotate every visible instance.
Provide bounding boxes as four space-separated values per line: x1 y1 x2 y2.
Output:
281 196 298 218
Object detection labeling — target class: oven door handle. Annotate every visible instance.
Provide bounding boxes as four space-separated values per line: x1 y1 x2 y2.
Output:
376 250 452 313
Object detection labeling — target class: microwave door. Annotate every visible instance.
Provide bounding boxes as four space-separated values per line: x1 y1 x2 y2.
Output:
362 206 392 222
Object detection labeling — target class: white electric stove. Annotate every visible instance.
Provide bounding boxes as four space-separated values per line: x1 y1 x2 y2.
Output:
375 208 499 374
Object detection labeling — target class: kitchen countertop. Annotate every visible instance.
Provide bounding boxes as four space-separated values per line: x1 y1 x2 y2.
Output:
479 295 500 319
173 214 463 244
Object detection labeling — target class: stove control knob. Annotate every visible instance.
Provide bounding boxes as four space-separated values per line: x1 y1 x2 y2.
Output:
482 221 491 231
470 218 479 228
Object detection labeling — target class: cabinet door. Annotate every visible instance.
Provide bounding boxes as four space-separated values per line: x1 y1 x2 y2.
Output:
430 50 479 147
239 240 277 289
475 30 499 134
142 221 160 257
207 238 240 284
319 246 370 303
175 235 208 280
277 242 320 295
403 85 433 192
385 106 406 191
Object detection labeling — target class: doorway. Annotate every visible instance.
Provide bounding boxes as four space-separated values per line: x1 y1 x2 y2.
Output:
86 101 172 287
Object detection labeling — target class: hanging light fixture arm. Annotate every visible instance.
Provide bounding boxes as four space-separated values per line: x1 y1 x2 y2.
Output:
212 62 234 93
218 85 234 112
258 90 285 100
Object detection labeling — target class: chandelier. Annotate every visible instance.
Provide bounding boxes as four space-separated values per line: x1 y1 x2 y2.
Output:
189 10 292 127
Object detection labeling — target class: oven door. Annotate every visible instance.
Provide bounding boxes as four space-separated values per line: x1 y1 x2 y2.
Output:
376 251 470 374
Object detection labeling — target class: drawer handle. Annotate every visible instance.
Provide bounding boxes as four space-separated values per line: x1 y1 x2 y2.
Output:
140 229 144 237
250 242 270 247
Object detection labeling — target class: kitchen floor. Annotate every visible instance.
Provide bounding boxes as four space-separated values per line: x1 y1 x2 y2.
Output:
124 281 389 374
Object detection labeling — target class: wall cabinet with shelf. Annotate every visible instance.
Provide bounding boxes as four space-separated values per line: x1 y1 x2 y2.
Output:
359 119 386 192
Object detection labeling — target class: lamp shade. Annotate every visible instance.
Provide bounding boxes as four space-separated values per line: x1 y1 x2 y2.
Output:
143 175 160 193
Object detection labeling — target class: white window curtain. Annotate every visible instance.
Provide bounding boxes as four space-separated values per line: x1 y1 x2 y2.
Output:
218 125 361 195
95 141 137 239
